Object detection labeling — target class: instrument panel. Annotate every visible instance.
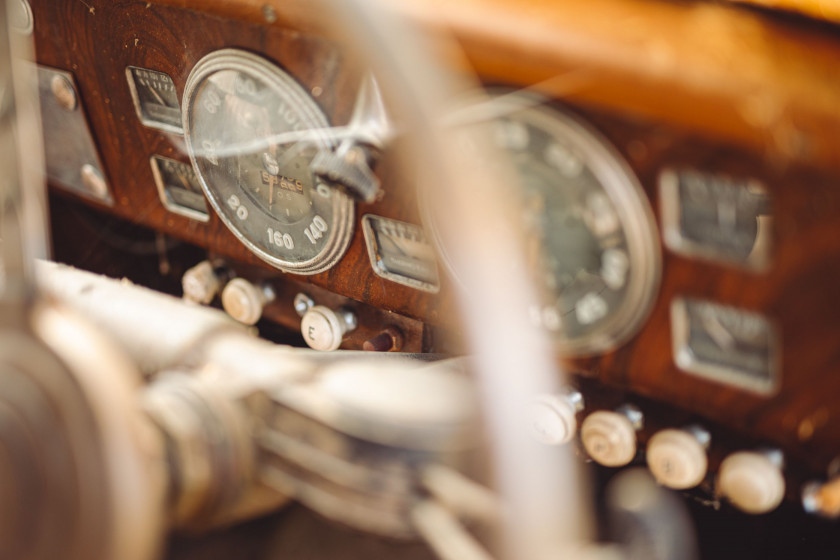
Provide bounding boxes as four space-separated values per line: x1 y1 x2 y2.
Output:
29 0 840 495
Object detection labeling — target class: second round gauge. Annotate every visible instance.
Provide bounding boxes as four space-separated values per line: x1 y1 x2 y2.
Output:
429 93 661 356
501 98 660 355
183 49 354 274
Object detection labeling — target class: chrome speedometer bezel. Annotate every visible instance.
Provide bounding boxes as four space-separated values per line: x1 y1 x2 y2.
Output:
530 101 660 356
182 49 355 275
427 92 661 356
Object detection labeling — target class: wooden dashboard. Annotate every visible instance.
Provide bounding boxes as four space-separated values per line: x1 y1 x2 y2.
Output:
30 0 840 502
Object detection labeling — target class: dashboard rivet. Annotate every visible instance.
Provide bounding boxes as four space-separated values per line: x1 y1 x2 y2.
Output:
262 5 278 23
51 74 77 111
80 164 108 199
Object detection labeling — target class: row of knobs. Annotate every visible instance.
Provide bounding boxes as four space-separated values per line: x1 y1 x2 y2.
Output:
182 261 400 352
183 262 811 515
532 393 786 514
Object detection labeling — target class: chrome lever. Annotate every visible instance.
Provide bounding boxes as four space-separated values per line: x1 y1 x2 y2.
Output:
311 74 391 203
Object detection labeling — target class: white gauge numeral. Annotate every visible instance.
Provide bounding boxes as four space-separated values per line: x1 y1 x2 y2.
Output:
601 249 629 290
227 194 248 220
576 292 608 325
234 75 257 96
495 120 529 151
201 139 219 166
277 101 303 130
529 305 562 332
304 215 328 244
267 228 294 250
586 193 619 237
203 90 222 114
545 143 583 177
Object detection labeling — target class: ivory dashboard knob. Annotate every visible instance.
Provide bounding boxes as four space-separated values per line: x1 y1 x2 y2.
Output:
529 392 582 446
646 429 708 489
221 278 275 325
717 451 785 514
182 261 221 305
301 305 357 351
581 410 638 467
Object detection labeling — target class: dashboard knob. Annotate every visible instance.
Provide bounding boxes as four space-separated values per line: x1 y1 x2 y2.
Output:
717 451 785 514
646 428 709 489
182 261 222 305
221 278 275 325
802 477 840 518
301 305 358 351
529 391 583 446
581 409 639 467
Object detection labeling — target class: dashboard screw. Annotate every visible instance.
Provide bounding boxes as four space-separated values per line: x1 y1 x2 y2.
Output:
51 75 77 111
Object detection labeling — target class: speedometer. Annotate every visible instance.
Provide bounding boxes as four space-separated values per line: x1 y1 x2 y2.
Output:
183 49 354 274
433 93 661 356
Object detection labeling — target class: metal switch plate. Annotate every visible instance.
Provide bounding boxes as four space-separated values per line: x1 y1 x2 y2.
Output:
37 65 113 205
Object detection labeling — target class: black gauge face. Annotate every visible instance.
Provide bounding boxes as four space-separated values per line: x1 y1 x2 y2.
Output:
660 169 772 270
490 106 660 354
183 50 354 274
431 94 660 355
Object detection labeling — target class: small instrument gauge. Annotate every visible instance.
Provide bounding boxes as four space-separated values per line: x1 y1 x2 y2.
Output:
183 50 354 275
362 215 440 293
126 66 183 134
432 93 661 355
660 169 772 270
150 155 209 221
671 298 779 395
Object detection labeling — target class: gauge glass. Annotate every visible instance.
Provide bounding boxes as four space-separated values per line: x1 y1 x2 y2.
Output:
432 94 660 355
671 298 779 395
183 50 354 274
126 66 183 134
150 155 208 221
362 214 440 293
660 169 772 270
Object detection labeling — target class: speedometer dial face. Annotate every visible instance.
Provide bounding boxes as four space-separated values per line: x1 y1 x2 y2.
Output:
498 99 660 355
183 50 354 274
433 94 660 356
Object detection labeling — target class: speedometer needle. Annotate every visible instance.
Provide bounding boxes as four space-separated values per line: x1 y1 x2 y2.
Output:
703 313 736 351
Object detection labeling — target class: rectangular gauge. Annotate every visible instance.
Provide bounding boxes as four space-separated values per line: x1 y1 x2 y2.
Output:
150 156 209 221
362 215 440 293
660 169 772 270
126 66 183 134
671 298 780 395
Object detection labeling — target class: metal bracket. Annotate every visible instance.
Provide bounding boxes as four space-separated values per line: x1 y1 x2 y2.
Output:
37 65 113 205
